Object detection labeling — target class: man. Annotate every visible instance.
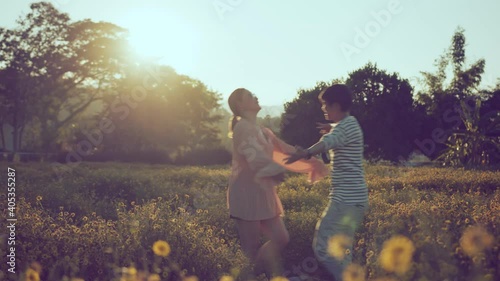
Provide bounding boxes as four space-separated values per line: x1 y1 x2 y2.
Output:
284 84 368 281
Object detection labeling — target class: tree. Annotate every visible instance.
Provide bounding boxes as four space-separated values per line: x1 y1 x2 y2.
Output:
0 2 130 157
345 63 420 162
281 64 419 163
281 80 341 148
89 63 224 162
415 27 486 159
438 98 500 167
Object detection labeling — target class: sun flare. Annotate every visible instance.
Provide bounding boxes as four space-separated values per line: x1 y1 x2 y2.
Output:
117 8 201 74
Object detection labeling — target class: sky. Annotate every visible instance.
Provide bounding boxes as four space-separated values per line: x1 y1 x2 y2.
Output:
1 0 499 113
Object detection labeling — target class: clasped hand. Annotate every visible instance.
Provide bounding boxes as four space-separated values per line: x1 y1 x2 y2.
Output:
283 122 330 164
283 146 308 165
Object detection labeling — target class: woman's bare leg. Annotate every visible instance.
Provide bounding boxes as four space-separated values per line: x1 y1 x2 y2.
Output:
235 219 262 279
255 216 290 277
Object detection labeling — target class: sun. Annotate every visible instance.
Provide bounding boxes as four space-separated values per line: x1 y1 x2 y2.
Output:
117 8 201 74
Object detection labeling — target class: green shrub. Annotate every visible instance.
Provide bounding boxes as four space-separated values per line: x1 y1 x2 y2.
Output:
1 162 499 281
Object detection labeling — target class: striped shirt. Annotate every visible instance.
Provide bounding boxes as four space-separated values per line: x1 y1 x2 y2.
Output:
320 115 368 204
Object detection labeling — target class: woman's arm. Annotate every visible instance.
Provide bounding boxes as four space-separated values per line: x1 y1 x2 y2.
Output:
233 122 286 181
262 127 328 182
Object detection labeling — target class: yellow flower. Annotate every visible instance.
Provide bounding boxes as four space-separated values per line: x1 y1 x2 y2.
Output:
25 268 40 281
36 196 42 201
230 267 240 277
148 274 161 281
460 225 494 257
152 240 171 257
366 250 374 259
128 267 137 276
328 234 353 260
379 235 415 275
29 262 42 274
483 274 494 281
342 264 365 281
220 276 235 281
270 277 289 281
183 276 199 281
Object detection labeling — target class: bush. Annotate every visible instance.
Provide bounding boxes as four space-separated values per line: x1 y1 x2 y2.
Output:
1 162 499 280
85 149 172 164
175 146 231 166
9 198 246 281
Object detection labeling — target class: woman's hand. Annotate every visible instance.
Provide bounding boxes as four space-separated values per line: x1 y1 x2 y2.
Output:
270 172 285 183
316 122 332 135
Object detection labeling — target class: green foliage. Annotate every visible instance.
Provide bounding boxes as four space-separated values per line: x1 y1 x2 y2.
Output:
438 99 500 167
281 63 421 163
0 2 131 153
0 2 225 161
280 81 338 148
1 162 499 281
175 146 231 166
346 63 421 162
416 27 489 160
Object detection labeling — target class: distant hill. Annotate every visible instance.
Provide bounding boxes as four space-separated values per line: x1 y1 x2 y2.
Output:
257 105 284 117
221 104 284 117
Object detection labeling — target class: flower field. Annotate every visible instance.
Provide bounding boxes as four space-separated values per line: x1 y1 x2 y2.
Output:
0 162 498 281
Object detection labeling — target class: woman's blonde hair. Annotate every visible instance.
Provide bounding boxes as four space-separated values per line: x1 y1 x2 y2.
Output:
227 88 248 138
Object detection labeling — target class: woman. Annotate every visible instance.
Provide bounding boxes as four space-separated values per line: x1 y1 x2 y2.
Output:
227 88 328 279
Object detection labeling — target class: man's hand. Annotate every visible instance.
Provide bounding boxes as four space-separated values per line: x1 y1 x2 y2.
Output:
316 122 332 135
283 147 308 164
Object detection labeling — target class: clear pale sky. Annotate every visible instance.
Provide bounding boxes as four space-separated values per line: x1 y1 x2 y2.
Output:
1 0 499 109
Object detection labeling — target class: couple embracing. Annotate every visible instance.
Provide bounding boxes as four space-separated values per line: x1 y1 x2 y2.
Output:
227 85 368 281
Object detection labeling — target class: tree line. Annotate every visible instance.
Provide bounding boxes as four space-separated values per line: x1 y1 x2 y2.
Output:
1 2 498 167
280 27 499 167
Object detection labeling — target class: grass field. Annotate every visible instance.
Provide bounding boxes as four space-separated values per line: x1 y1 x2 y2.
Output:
0 162 499 281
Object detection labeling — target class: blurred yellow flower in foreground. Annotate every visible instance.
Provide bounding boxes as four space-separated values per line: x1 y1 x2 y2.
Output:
147 274 161 281
483 274 494 281
229 267 240 277
183 276 199 281
460 225 494 256
152 240 171 257
328 234 353 260
270 277 289 281
379 235 415 275
25 268 40 281
128 267 137 276
220 275 235 281
342 263 365 281
29 262 42 274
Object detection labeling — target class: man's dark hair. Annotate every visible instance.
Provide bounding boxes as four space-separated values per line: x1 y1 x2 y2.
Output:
318 84 353 112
